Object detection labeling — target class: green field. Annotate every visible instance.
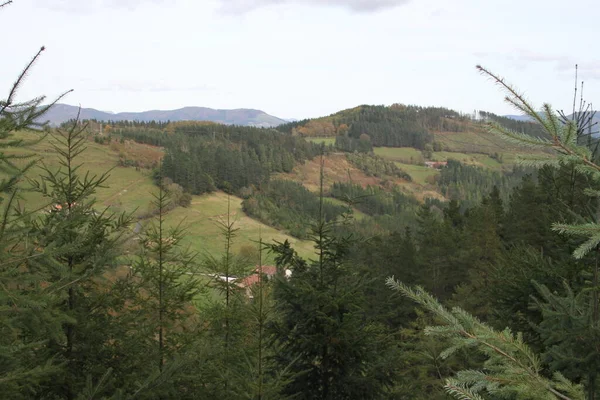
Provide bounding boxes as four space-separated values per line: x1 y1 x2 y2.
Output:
306 137 336 146
393 162 439 185
433 130 511 154
5 132 157 215
164 192 316 262
6 132 315 263
430 151 503 169
373 147 424 164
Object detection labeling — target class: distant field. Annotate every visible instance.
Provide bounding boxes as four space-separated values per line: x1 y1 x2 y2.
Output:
430 151 503 169
164 192 316 262
434 130 514 155
374 147 424 164
374 146 508 171
4 132 157 215
323 197 368 220
5 132 314 263
393 162 439 185
306 137 336 146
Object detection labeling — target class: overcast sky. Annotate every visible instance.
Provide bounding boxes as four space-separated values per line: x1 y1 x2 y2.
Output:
2 0 599 119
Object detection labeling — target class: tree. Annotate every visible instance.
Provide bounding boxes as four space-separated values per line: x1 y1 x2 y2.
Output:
0 4 72 396
386 66 600 399
268 164 399 399
386 279 585 400
25 120 132 399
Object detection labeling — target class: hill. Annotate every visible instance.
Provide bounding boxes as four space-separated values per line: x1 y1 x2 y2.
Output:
41 103 287 127
5 131 314 261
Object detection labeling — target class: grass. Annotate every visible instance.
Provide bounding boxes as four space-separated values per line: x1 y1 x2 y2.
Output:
5 131 315 264
323 197 368 220
374 147 424 164
164 192 316 263
430 151 503 169
306 137 336 146
4 131 156 215
393 162 439 185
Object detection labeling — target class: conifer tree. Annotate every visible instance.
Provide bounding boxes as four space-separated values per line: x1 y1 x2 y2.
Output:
118 173 204 397
387 66 600 399
0 3 72 395
386 278 585 400
268 160 399 399
25 119 132 399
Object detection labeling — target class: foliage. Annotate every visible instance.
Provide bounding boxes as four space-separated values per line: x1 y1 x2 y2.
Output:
437 159 528 208
386 279 585 400
243 179 347 238
329 181 418 219
269 220 400 399
345 152 412 181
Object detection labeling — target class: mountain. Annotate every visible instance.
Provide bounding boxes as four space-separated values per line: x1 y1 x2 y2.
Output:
503 114 532 122
42 103 287 128
505 112 600 136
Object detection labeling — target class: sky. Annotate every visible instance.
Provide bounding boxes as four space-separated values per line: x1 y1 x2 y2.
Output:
1 0 599 120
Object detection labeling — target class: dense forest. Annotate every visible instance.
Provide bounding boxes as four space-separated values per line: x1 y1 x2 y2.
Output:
3 5 600 399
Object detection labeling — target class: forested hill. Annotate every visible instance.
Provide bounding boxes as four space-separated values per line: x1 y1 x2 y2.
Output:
42 103 287 127
277 104 546 149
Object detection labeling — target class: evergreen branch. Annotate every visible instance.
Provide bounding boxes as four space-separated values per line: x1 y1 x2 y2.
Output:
477 65 553 133
515 154 561 169
444 379 486 400
1 46 45 114
486 122 553 149
0 1 12 8
386 278 582 400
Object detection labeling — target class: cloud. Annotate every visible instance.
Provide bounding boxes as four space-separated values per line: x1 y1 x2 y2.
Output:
218 0 411 14
476 50 600 81
38 0 165 13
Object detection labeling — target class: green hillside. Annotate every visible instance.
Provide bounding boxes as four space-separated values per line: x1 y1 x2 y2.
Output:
6 131 313 261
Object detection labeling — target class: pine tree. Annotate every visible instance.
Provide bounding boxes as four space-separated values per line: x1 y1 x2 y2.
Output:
268 161 399 399
386 66 600 399
118 174 204 397
22 119 132 398
0 5 72 395
386 278 585 400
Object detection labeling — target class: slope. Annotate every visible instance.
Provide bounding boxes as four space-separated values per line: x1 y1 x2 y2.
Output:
6 130 313 260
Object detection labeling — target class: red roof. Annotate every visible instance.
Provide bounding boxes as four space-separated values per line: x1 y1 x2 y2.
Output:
254 265 277 276
239 266 278 289
239 274 261 288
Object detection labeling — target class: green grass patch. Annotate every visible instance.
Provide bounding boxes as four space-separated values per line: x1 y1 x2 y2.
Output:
430 151 503 169
323 197 368 220
164 192 316 263
374 147 424 164
306 137 336 146
393 162 439 185
5 131 156 216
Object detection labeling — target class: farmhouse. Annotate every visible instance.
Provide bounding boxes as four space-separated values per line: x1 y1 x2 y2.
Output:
238 265 292 299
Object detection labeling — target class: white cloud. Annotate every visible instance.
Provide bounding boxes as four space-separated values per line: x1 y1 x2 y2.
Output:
37 0 166 13
217 0 411 14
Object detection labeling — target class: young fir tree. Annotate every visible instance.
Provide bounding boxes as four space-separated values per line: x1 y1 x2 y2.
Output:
24 118 132 399
0 7 73 395
122 175 204 397
267 159 399 399
197 200 250 398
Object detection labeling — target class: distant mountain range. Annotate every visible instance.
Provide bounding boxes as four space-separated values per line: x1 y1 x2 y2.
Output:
42 104 287 128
